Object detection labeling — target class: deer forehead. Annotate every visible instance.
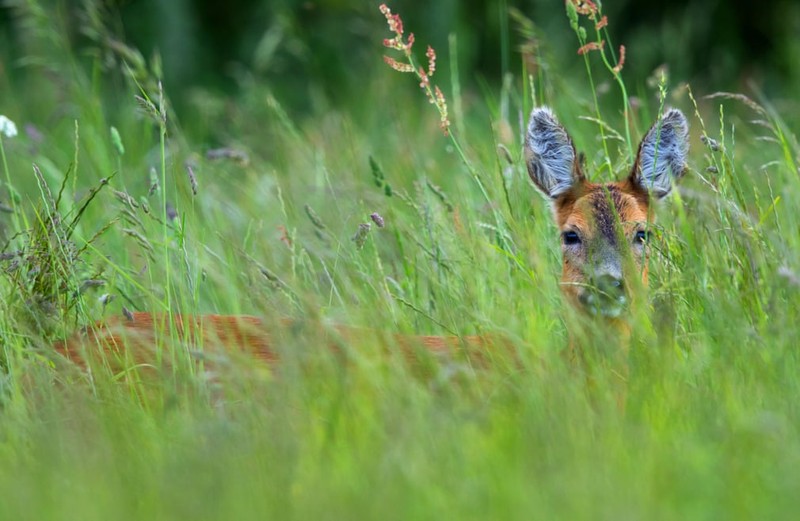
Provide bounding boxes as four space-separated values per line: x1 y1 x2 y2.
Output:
556 183 650 238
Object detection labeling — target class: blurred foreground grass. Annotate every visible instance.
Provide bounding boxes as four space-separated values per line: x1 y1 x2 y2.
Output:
0 2 799 520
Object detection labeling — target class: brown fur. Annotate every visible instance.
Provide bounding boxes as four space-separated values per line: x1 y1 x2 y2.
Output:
53 312 508 373
555 180 652 306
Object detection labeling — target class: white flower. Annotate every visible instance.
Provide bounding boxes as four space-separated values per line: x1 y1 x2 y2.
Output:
0 115 17 139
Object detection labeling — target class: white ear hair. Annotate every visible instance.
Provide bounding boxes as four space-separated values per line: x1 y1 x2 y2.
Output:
524 107 580 199
633 108 689 198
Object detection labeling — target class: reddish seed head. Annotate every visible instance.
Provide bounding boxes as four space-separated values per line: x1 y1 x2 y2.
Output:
577 40 605 55
418 67 429 89
379 4 403 36
612 45 626 74
383 56 414 73
434 86 450 135
379 4 449 137
572 0 599 16
426 45 436 77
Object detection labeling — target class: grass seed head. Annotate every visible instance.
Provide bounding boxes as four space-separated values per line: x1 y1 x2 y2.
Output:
352 223 371 250
304 204 327 231
206 147 250 166
185 162 199 196
110 126 125 156
370 212 385 228
701 135 722 152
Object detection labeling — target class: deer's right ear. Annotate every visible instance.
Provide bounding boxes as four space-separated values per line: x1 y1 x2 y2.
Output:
629 108 689 199
525 107 582 199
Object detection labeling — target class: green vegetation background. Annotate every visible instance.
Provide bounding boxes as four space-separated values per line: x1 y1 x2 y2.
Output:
0 1 799 520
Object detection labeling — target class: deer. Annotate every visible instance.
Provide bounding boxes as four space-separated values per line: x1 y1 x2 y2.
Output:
53 107 689 389
524 106 689 396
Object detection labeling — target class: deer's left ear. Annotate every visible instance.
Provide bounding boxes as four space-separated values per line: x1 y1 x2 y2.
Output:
525 107 582 200
629 108 689 199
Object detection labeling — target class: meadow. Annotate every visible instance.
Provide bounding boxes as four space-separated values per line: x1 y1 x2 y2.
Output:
1 2 799 519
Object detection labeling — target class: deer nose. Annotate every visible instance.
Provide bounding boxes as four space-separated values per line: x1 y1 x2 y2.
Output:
594 274 625 299
578 273 627 317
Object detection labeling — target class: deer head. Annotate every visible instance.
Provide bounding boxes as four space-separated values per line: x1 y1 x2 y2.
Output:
525 107 689 319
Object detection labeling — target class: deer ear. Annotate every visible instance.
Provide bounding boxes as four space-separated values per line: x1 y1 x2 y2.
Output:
525 107 582 199
630 108 689 199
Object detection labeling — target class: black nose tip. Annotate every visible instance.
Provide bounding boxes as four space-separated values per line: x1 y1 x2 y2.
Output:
594 274 624 298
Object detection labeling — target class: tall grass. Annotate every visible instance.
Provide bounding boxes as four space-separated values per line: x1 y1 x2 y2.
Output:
0 2 799 520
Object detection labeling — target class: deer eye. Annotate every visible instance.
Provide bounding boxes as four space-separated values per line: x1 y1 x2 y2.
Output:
635 230 650 244
562 230 581 246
